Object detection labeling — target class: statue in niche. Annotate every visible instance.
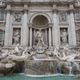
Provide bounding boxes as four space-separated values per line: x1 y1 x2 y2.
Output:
14 13 22 22
36 30 44 46
35 30 45 47
34 30 47 53
13 29 20 45
61 29 68 44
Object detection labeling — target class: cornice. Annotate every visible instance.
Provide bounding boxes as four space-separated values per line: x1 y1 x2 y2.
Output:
1 0 80 8
4 0 75 4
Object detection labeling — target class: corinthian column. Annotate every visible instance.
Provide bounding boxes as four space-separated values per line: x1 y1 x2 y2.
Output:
68 4 76 46
49 27 52 47
52 4 60 48
21 4 28 46
4 4 12 46
30 28 32 47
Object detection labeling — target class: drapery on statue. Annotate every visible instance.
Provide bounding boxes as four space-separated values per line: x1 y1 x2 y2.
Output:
61 29 68 44
13 30 20 45
34 30 47 53
35 30 46 47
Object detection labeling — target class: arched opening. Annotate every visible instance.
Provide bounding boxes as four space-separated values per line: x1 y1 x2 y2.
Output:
32 15 49 27
29 14 52 47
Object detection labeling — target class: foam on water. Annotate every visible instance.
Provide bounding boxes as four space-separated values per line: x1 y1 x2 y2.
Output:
19 73 74 77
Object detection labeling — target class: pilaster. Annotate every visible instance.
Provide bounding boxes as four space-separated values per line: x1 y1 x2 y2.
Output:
21 4 29 46
49 27 52 47
68 4 76 46
52 4 60 48
30 28 32 47
4 4 12 46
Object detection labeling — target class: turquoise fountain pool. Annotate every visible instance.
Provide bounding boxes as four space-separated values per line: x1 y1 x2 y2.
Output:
0 74 79 80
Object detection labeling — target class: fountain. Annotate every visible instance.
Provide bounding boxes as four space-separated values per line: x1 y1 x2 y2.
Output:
0 30 80 80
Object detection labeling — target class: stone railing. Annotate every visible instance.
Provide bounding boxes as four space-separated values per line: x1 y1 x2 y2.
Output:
5 0 75 3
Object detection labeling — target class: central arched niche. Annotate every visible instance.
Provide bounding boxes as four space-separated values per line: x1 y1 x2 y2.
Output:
32 15 48 27
31 15 51 46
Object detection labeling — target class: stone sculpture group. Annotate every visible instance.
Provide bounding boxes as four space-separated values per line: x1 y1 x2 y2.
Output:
0 30 80 75
0 43 79 73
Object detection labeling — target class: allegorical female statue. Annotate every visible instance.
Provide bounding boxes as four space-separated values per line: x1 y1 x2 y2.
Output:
13 30 20 45
61 29 68 44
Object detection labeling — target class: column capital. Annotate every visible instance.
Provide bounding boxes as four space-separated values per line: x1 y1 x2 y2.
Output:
68 4 75 13
48 23 53 27
52 4 58 13
6 4 11 12
28 23 32 28
23 4 28 12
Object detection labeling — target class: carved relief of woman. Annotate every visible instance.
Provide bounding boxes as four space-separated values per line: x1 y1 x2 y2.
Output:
14 13 22 22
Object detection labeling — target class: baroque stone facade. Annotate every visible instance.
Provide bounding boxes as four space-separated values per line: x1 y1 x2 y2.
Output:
0 0 80 48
